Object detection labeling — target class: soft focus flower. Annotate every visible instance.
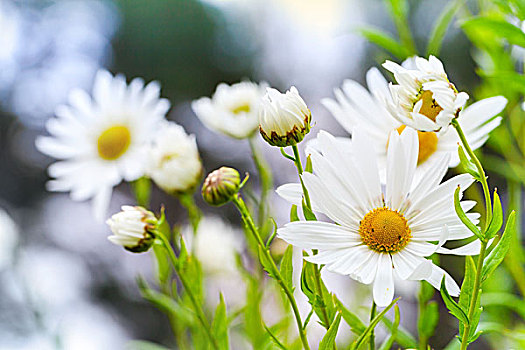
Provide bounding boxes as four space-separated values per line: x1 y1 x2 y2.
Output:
184 216 243 275
106 206 157 253
277 128 482 307
191 81 268 139
148 121 202 194
259 86 311 147
383 56 469 131
36 70 170 220
0 208 18 269
322 67 506 176
202 167 241 206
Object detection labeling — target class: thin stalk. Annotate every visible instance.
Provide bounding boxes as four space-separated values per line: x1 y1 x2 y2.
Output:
232 195 311 350
249 137 273 231
157 234 219 350
178 193 202 234
290 144 332 331
369 302 377 350
459 240 488 350
452 119 492 229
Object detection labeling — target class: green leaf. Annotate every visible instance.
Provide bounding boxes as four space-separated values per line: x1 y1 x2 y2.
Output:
152 243 170 287
319 313 342 350
351 298 400 350
357 27 409 59
290 205 299 222
461 17 525 47
335 298 366 335
458 145 481 181
482 292 525 320
305 154 313 173
264 325 288 350
454 186 483 240
244 277 268 348
300 262 337 329
126 340 171 350
440 278 469 326
280 245 294 291
381 317 418 348
419 301 439 339
302 199 317 221
426 0 464 56
485 189 503 239
378 305 400 350
212 294 229 350
479 70 525 93
265 218 278 248
459 256 478 339
131 176 152 207
482 211 516 282
258 246 276 279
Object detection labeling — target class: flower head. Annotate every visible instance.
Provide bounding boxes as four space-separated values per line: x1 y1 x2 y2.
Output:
202 167 241 206
321 67 506 179
277 128 482 307
259 86 311 147
36 70 170 220
191 81 268 139
148 122 202 195
107 206 157 253
383 56 469 131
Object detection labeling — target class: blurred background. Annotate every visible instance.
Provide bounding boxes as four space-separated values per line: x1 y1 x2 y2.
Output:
0 0 521 349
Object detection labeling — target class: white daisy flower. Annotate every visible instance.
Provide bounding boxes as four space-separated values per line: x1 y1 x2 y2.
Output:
191 81 268 139
383 55 470 131
36 70 170 220
259 86 311 147
147 121 202 194
277 128 482 307
321 67 507 177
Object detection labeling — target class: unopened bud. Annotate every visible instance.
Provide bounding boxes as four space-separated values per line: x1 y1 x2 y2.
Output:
202 167 241 206
107 206 157 253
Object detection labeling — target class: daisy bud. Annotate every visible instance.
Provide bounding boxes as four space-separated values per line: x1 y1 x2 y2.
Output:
107 206 157 253
259 86 311 147
202 167 240 206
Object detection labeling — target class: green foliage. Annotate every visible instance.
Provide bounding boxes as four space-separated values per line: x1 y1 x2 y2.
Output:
378 305 400 350
211 294 229 350
418 281 439 342
244 277 269 349
319 313 342 350
461 17 525 47
335 298 366 335
357 27 410 59
381 317 418 348
440 278 469 326
300 262 337 329
482 292 525 320
258 245 277 279
290 205 300 222
482 211 516 282
350 298 400 350
486 190 504 239
458 145 482 181
302 199 317 221
459 256 481 342
280 245 294 292
426 0 465 56
454 186 483 240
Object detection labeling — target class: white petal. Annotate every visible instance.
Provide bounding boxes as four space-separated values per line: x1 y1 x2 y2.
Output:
278 221 361 250
373 253 395 307
276 183 304 206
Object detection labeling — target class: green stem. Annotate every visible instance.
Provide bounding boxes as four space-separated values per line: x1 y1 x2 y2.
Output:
369 302 377 350
178 193 202 234
249 137 273 231
452 119 492 230
157 234 219 350
232 195 311 350
459 240 488 350
290 145 333 331
292 145 312 209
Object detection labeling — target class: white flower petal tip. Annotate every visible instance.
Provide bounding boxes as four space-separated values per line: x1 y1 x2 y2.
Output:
36 70 170 219
277 126 478 299
191 81 268 139
106 206 157 253
259 86 311 147
276 183 304 206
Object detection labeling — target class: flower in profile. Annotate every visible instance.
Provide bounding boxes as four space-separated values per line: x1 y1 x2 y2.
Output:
202 167 241 206
107 206 157 253
191 81 268 139
321 66 506 175
383 55 469 131
259 86 311 147
148 122 202 195
36 70 170 220
277 128 482 307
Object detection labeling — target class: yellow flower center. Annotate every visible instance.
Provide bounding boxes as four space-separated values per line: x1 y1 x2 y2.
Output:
97 125 131 160
231 103 251 115
416 90 442 122
396 125 438 165
359 207 411 253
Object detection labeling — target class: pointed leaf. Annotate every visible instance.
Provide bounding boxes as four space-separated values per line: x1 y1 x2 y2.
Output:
458 145 481 180
454 186 483 240
280 245 294 291
305 155 313 173
378 305 400 350
212 294 229 350
335 298 366 334
357 27 409 59
426 0 465 56
290 205 299 222
302 199 317 221
258 246 276 279
319 313 342 350
264 326 287 350
461 17 525 47
485 189 503 239
440 278 469 326
482 211 516 282
381 317 418 348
